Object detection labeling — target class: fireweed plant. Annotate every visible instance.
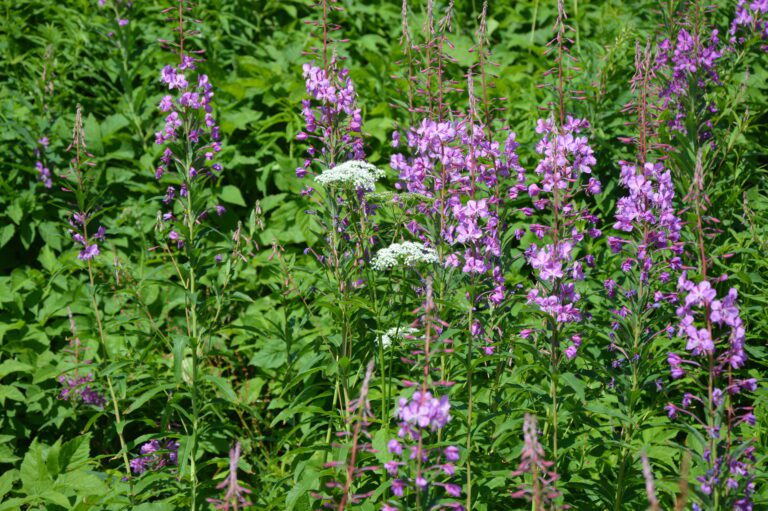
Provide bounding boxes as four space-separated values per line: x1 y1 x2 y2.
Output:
599 40 685 511
651 2 762 509
147 1 247 508
515 0 602 478
388 3 530 506
56 106 134 486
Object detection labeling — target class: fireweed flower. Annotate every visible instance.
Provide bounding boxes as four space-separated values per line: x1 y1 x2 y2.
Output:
371 241 439 271
129 439 180 475
390 116 524 300
655 20 723 139
58 373 107 408
606 160 683 366
671 273 747 372
666 273 756 505
383 390 463 509
35 137 53 189
64 109 107 262
729 0 768 47
207 442 252 510
297 60 365 176
521 115 601 360
154 51 225 249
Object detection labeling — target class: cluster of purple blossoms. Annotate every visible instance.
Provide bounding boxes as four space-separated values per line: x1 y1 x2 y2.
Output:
207 442 252 510
730 0 768 48
692 445 756 511
510 414 561 509
35 137 52 188
671 273 747 369
383 390 463 510
57 373 106 409
390 117 523 303
68 213 106 261
664 272 757 506
296 60 364 181
609 161 683 283
154 54 225 247
656 27 723 136
129 438 180 475
530 117 599 195
521 117 601 359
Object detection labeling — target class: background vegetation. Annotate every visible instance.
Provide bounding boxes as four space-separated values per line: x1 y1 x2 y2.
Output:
0 0 766 509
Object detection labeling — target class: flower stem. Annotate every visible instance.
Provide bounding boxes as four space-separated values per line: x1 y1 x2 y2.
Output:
86 262 133 496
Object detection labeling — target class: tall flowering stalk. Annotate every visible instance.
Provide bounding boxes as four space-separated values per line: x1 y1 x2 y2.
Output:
650 4 759 507
520 0 601 463
57 307 106 409
606 41 683 510
382 279 463 511
297 0 384 434
154 1 225 506
664 153 756 510
510 414 562 511
62 106 132 486
391 5 526 506
33 45 55 189
207 442 252 510
297 0 364 175
655 4 724 141
313 361 378 510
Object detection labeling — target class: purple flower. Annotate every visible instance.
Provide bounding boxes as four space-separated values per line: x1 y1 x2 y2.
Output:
130 438 180 475
78 243 100 261
396 391 451 433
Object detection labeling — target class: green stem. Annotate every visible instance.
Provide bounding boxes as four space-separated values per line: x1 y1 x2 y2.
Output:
87 264 133 496
183 130 200 511
549 319 560 464
465 292 474 510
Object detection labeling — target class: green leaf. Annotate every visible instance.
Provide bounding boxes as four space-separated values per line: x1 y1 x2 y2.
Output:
58 434 91 472
124 384 175 415
205 374 238 403
0 224 15 248
0 470 18 500
38 245 60 273
560 372 586 402
0 385 25 405
172 335 188 385
19 440 52 496
249 342 287 370
220 185 247 207
0 359 33 379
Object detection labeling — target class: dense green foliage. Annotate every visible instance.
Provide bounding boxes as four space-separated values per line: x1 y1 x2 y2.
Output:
0 0 766 510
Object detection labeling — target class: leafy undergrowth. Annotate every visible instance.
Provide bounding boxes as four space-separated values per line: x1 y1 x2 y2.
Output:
1 0 767 510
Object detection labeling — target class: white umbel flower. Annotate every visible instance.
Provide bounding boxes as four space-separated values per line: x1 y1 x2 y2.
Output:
381 327 418 348
371 241 439 271
315 160 385 191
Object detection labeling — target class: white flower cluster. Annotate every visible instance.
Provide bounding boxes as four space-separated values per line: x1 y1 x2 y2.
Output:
371 241 439 271
315 160 385 191
380 327 418 348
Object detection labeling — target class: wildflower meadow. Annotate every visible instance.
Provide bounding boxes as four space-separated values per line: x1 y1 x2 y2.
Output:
2 0 768 509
